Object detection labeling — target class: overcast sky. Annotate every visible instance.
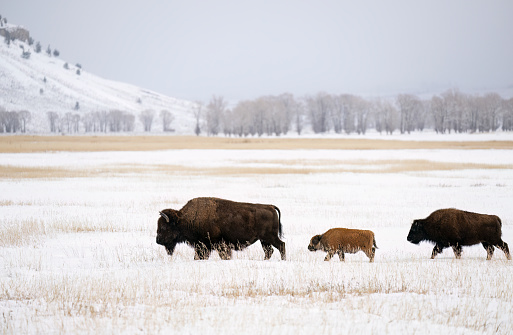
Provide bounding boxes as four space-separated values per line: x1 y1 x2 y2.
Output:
3 1 513 102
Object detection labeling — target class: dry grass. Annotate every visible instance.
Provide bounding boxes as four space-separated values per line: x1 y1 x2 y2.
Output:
1 160 511 180
0 217 141 247
1 135 513 152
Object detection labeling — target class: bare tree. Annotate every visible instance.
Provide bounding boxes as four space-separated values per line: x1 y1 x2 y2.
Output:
354 96 370 135
18 110 31 133
231 100 253 136
47 111 60 133
0 107 5 133
122 113 135 132
160 110 174 132
139 109 155 132
275 93 295 135
397 94 421 134
478 93 503 132
430 95 448 134
63 112 74 133
330 95 345 134
83 113 95 132
374 99 399 135
62 113 80 133
502 98 513 131
340 94 356 134
191 102 203 136
439 89 468 133
206 96 226 136
294 99 306 135
108 110 124 132
221 108 234 136
306 92 331 134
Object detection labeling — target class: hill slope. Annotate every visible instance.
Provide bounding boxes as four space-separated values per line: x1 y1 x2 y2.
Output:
0 24 195 134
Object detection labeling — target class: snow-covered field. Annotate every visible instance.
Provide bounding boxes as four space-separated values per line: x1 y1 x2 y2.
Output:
1 139 513 334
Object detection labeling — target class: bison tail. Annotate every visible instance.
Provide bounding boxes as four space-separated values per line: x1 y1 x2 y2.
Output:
273 205 283 238
373 237 378 249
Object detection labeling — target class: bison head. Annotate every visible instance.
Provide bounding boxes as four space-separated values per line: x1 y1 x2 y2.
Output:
308 235 323 251
156 209 182 255
407 219 427 244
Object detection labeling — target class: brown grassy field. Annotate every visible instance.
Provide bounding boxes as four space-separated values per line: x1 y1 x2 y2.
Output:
1 135 513 152
2 160 512 180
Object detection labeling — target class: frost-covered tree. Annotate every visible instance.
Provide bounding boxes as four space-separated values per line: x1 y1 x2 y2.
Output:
18 110 31 133
47 111 60 133
306 92 331 134
139 109 155 132
191 102 203 136
293 99 305 135
375 100 399 135
430 95 448 134
502 98 513 132
205 96 226 136
160 110 174 132
397 94 421 134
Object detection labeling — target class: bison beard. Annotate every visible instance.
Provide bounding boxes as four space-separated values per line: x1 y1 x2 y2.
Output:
407 208 511 260
156 197 286 260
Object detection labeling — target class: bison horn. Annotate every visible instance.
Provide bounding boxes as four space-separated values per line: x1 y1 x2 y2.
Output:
159 211 170 223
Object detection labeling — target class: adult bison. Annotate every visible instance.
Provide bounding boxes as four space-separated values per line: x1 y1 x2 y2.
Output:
407 208 511 260
308 228 378 262
156 197 286 260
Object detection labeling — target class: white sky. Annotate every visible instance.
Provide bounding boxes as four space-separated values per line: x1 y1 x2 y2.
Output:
3 0 513 102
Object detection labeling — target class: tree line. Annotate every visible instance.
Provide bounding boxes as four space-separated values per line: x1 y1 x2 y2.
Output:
2 89 513 135
0 107 31 133
195 89 513 136
0 107 174 134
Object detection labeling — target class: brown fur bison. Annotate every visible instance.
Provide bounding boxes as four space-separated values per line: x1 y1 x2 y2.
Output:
156 197 286 260
407 208 511 260
308 228 378 262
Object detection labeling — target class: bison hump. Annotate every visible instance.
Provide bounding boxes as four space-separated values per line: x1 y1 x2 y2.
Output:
181 198 219 229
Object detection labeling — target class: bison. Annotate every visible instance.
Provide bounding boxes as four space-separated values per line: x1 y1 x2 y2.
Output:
407 208 511 260
308 228 378 262
156 197 286 260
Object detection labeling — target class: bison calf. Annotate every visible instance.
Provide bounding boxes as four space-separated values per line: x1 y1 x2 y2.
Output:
308 228 378 262
407 208 511 260
157 197 286 260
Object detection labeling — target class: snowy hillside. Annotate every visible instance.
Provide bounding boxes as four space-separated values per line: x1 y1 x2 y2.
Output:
0 23 196 134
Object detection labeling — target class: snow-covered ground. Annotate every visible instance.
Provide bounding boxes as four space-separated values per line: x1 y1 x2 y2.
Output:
1 142 513 334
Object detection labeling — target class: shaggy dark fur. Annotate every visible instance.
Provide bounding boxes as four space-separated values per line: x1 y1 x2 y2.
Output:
308 228 378 262
407 208 511 260
156 197 285 260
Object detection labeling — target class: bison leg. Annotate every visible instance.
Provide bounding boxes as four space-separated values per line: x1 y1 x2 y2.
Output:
430 244 444 259
482 242 494 260
261 243 274 260
276 240 286 261
366 248 376 263
194 244 211 260
452 245 463 259
324 250 335 261
261 237 286 260
495 241 511 260
336 250 345 261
